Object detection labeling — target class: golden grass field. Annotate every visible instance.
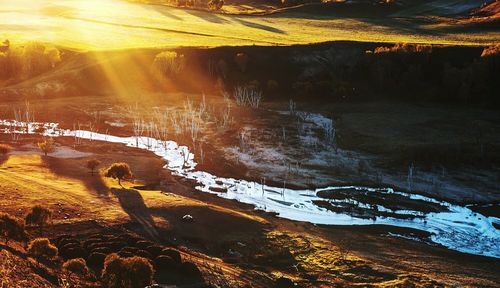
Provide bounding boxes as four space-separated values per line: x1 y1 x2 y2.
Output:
0 0 498 51
1 138 498 287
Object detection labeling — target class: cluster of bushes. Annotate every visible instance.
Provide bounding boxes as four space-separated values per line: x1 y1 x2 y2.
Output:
287 43 500 105
371 43 432 54
0 205 52 244
152 43 498 106
361 44 499 103
54 232 205 287
0 40 61 80
2 208 205 287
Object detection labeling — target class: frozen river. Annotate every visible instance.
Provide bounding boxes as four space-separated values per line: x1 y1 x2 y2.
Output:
2 119 499 258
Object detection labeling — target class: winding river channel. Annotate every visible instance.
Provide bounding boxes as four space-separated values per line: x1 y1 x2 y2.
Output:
1 119 499 258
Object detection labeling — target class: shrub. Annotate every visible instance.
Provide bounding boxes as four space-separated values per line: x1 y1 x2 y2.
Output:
481 44 500 57
101 253 154 288
104 163 133 187
0 144 12 156
208 0 224 10
86 159 101 176
25 205 52 233
63 258 89 276
153 51 185 76
0 213 27 244
27 238 58 261
373 43 432 54
38 138 55 156
233 85 263 108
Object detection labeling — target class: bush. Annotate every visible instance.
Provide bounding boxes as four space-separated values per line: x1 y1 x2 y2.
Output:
104 163 133 187
208 0 224 10
481 44 500 57
86 159 101 175
373 43 432 54
153 51 185 76
0 213 27 244
25 205 52 233
28 238 58 261
0 144 12 156
101 253 154 288
232 85 263 108
38 138 55 156
63 258 89 276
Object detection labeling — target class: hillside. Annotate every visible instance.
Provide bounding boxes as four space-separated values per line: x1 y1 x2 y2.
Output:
1 134 499 287
0 0 498 51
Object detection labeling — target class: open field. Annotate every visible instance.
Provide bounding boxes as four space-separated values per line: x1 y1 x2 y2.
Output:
0 0 498 51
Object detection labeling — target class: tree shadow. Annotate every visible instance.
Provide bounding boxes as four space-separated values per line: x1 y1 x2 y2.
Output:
111 188 160 241
41 156 109 196
142 3 184 21
234 18 285 34
185 9 230 24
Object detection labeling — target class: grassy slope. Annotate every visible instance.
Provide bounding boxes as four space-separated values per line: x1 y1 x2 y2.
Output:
0 134 499 287
0 142 274 287
0 0 498 51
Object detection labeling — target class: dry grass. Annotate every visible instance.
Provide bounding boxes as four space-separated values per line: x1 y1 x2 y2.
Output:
0 154 128 224
0 0 497 51
0 249 54 288
264 230 448 287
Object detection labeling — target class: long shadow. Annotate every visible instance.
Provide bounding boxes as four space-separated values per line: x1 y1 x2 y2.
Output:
234 18 285 34
111 188 160 241
41 156 109 196
146 4 184 21
359 16 445 37
265 3 445 37
185 9 230 24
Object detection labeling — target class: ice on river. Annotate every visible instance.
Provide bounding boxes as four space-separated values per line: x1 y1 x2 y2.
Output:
2 119 499 258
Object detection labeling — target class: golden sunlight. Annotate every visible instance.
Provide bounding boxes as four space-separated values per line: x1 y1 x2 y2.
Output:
1 0 497 51
0 0 499 287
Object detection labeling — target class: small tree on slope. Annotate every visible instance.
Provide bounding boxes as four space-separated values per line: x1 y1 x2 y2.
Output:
104 162 133 187
38 138 55 156
86 159 101 176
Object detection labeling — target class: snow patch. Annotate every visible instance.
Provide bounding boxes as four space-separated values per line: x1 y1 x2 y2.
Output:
2 119 499 258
